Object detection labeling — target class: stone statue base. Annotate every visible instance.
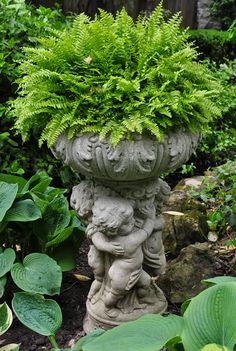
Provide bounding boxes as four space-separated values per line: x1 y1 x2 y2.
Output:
84 283 167 333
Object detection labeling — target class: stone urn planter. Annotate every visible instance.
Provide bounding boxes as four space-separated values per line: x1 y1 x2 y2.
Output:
52 129 200 332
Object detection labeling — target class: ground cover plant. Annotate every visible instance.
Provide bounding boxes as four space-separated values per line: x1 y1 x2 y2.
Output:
3 277 236 350
190 160 236 248
0 249 63 350
0 172 85 270
11 5 222 147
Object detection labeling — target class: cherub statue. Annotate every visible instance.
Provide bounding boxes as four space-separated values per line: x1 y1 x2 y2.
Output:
87 196 161 317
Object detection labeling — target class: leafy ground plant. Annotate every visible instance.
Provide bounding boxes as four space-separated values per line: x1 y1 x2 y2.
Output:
0 172 85 270
8 277 236 350
11 4 221 147
190 160 236 239
0 249 63 350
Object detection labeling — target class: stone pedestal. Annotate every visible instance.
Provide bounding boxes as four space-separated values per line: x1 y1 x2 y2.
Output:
51 130 200 333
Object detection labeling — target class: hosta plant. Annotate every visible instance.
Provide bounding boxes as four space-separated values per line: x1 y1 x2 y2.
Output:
0 302 20 350
11 4 221 147
0 172 85 270
9 277 236 350
69 277 236 351
0 251 62 351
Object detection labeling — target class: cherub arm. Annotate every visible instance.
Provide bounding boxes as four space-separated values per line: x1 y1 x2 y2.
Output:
91 232 124 256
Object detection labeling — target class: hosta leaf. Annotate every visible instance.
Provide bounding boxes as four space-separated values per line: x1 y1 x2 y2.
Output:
0 182 18 221
0 248 16 277
0 174 26 192
11 253 62 295
0 276 7 298
73 329 105 350
202 276 236 286
4 199 41 222
12 292 62 336
50 240 76 272
0 344 20 351
0 303 13 336
21 173 52 194
84 314 183 351
34 196 70 241
201 344 231 350
182 282 236 351
45 226 73 248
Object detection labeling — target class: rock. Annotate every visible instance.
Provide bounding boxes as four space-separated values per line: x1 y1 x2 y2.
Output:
197 0 221 29
158 242 217 303
162 178 208 257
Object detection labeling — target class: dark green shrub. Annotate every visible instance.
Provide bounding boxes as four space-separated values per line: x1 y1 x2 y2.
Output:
188 29 236 63
210 0 236 29
0 0 73 184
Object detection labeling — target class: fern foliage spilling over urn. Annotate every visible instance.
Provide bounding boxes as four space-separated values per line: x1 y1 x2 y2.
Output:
11 4 222 333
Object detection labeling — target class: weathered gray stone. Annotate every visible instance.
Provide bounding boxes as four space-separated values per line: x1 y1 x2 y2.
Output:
158 242 217 303
52 131 200 332
197 0 221 29
162 183 208 257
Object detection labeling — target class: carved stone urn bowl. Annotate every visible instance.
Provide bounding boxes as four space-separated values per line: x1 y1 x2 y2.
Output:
51 130 200 333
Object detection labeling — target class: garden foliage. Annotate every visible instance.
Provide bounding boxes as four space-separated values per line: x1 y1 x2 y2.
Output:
190 160 236 239
3 277 236 350
0 248 63 350
11 5 221 147
210 0 236 29
188 29 236 63
0 0 73 183
0 172 85 270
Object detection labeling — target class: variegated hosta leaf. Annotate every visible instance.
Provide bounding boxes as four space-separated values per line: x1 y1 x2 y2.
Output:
12 292 62 336
0 276 7 298
0 303 13 336
11 253 62 296
0 344 20 351
0 248 16 278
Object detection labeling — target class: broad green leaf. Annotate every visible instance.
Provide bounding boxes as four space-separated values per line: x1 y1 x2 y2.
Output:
21 173 52 194
34 196 70 242
11 253 62 295
73 330 105 350
0 344 20 351
202 276 236 286
84 314 183 351
50 240 76 272
201 344 231 350
12 292 62 336
0 248 16 277
4 199 41 222
0 303 13 336
46 227 73 248
0 276 7 298
0 174 26 192
0 182 18 221
182 282 236 351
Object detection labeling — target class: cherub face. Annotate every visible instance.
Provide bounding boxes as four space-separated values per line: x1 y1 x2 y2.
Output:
119 214 135 235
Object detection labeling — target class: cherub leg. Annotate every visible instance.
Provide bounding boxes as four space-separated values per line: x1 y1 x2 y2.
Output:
88 245 104 302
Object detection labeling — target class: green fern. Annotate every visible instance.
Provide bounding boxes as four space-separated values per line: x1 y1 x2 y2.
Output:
10 4 222 147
